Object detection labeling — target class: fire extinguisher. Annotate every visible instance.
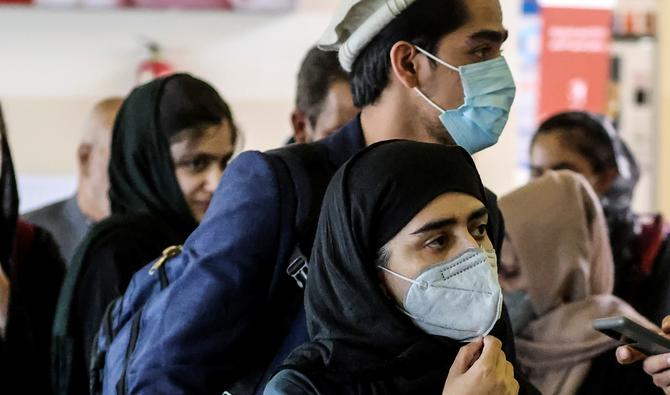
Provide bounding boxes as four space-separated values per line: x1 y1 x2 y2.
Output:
137 41 174 84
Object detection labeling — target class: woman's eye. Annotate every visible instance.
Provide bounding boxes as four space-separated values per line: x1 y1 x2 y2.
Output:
499 264 520 280
426 236 447 250
184 157 212 173
471 224 487 239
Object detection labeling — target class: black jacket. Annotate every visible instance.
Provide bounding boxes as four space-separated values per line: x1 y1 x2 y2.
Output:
0 222 65 395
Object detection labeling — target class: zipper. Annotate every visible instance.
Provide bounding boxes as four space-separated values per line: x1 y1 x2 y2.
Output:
148 245 182 276
115 245 181 394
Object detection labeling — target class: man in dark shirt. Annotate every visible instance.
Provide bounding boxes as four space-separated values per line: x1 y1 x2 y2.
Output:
291 46 359 143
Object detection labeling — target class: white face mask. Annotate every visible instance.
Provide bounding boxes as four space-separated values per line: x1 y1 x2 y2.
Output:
379 248 503 341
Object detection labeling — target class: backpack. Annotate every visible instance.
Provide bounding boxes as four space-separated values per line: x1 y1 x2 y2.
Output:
88 143 335 395
51 215 188 395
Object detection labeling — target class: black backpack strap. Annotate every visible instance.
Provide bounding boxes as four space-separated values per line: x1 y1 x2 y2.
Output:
222 145 333 395
224 143 335 395
88 298 118 395
267 143 335 288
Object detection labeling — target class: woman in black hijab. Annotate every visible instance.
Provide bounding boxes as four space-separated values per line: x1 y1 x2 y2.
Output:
265 141 538 394
52 74 238 395
0 103 65 394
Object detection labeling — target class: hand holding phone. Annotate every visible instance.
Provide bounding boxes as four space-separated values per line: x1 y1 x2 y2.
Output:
594 316 670 356
609 316 670 393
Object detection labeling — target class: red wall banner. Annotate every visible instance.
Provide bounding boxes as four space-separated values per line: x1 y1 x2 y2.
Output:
539 7 613 120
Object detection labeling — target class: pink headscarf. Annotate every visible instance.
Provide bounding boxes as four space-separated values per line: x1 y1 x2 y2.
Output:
499 171 656 395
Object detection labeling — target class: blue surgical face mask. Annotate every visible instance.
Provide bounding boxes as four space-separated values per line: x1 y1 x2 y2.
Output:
414 46 516 154
378 248 503 342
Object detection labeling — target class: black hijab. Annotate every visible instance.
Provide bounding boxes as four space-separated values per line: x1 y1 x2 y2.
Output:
108 73 230 231
592 116 642 298
1 102 67 395
0 103 18 272
66 73 230 283
283 141 515 394
52 74 234 395
64 71 233 287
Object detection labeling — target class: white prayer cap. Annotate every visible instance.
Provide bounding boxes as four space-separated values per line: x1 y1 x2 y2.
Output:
318 0 418 72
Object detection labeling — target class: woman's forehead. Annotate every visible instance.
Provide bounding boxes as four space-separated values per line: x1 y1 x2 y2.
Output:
405 193 486 230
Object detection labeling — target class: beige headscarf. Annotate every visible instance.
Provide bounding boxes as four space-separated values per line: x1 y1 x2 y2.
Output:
499 171 656 395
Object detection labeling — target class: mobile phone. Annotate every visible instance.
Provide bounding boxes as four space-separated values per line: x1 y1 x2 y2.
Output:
593 316 670 356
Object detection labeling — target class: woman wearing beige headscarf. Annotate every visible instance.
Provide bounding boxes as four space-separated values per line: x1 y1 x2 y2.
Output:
498 170 660 395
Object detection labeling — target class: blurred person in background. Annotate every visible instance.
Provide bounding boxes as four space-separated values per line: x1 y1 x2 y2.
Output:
499 170 660 395
24 97 123 263
52 74 238 395
529 111 670 324
290 46 359 144
0 102 66 394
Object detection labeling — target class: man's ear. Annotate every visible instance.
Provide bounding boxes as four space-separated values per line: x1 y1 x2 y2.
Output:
389 41 422 90
291 110 310 144
77 143 92 178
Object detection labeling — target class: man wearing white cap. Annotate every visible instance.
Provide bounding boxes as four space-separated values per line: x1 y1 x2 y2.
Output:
321 0 514 154
115 1 525 394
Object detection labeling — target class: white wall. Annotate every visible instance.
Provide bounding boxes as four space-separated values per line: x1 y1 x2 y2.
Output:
0 2 339 211
0 0 524 211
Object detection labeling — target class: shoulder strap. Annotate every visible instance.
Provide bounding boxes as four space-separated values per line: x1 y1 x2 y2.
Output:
266 143 336 288
270 143 334 249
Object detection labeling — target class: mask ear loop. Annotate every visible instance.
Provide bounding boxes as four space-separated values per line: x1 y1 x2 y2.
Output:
414 45 460 72
414 88 445 114
377 266 429 289
413 45 459 115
